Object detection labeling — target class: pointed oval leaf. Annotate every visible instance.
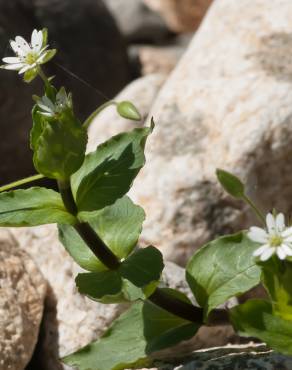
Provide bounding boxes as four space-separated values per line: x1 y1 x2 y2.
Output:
63 300 200 370
231 299 292 355
186 232 261 317
0 187 76 226
71 125 153 212
58 196 145 272
119 246 164 287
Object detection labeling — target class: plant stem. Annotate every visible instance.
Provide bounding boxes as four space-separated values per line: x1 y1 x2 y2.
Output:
83 101 117 130
57 180 121 270
242 194 265 225
37 66 49 85
57 180 229 326
0 174 45 192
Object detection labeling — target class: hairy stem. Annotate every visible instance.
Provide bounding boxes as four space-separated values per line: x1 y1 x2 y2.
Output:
0 174 45 192
83 101 117 130
242 194 265 225
57 180 229 325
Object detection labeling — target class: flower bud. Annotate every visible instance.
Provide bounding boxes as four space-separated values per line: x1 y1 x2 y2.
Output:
117 101 141 121
216 169 245 198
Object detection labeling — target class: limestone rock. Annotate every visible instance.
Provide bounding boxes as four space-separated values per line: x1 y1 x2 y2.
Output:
125 0 292 265
144 0 213 33
0 0 130 184
159 344 292 370
88 74 166 151
11 226 123 370
0 229 46 370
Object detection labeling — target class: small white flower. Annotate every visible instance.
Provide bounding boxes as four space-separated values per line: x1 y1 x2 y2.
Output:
36 88 72 118
1 29 55 75
248 212 292 261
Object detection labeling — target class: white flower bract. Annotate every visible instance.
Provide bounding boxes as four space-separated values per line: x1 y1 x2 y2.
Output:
248 212 292 262
1 29 54 75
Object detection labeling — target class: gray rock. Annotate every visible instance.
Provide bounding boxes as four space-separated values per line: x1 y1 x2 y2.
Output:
0 0 130 184
125 0 292 265
157 344 292 370
144 0 213 33
0 229 46 370
104 0 169 43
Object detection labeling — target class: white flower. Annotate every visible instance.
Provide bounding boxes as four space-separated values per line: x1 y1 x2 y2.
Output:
248 213 292 261
1 29 55 75
36 88 72 118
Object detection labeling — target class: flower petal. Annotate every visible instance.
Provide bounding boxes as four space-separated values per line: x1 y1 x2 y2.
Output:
260 247 275 261
1 63 25 70
281 244 292 256
276 213 285 232
31 29 43 52
282 227 292 238
2 57 21 64
18 64 32 74
15 36 31 53
266 213 276 233
253 244 270 257
247 227 268 243
277 246 286 260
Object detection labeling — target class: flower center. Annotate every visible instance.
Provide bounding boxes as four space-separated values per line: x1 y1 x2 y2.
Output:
269 235 283 247
25 52 38 65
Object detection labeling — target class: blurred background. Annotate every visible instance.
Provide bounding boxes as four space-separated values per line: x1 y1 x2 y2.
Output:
0 0 210 185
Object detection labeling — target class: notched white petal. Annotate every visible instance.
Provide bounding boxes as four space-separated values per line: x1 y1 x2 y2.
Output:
276 213 285 232
266 213 276 233
248 227 268 243
277 246 286 260
260 247 275 261
2 57 21 64
253 244 270 257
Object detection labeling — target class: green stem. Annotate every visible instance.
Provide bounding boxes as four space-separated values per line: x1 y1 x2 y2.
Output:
57 180 229 325
37 65 49 85
242 194 265 225
83 101 117 130
0 174 45 192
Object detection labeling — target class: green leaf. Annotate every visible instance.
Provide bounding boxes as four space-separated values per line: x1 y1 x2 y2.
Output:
116 101 141 121
186 232 261 317
33 108 88 180
75 271 157 304
76 270 123 302
230 299 292 355
23 67 38 83
216 169 245 198
0 187 76 226
63 300 200 370
71 124 153 212
31 106 45 151
58 196 145 272
119 246 164 287
261 259 292 320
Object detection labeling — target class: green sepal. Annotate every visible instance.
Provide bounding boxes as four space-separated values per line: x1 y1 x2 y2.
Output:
0 187 76 226
23 67 38 83
71 123 153 212
186 232 261 318
58 196 145 272
63 300 200 370
216 168 245 198
230 299 292 355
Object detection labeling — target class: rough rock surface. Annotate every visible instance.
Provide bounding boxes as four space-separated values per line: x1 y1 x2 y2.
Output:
144 0 213 33
0 0 130 184
158 344 292 370
0 229 46 370
88 74 166 151
125 0 292 265
11 225 123 370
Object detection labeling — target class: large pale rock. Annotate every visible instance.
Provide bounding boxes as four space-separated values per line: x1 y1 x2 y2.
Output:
144 0 213 33
88 74 166 151
11 226 123 370
126 0 292 265
0 230 46 370
159 344 292 370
